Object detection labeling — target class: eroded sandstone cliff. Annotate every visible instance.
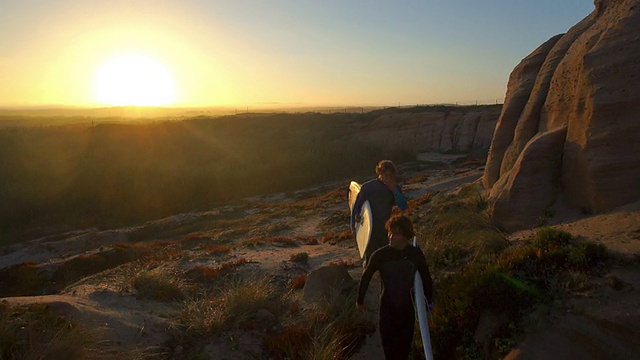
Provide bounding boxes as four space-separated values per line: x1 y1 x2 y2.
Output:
484 0 640 231
358 105 501 154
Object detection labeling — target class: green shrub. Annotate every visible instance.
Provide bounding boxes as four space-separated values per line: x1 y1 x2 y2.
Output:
534 227 572 250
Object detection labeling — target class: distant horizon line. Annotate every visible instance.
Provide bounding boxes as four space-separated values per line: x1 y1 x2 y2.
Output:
0 100 504 111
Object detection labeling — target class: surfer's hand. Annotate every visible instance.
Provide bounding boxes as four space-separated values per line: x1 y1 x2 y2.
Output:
380 172 397 190
356 303 365 312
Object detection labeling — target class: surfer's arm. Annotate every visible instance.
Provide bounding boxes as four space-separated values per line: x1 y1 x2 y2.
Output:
393 186 408 210
356 276 371 306
356 256 377 305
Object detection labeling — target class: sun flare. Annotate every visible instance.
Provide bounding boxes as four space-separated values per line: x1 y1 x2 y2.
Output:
94 54 177 106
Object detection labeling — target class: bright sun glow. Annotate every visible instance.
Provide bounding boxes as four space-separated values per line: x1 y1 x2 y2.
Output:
94 54 177 106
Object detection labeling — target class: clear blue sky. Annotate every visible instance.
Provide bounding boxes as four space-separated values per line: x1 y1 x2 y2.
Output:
0 0 594 108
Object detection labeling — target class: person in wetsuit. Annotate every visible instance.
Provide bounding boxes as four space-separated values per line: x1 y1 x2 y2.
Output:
356 215 433 360
351 160 408 266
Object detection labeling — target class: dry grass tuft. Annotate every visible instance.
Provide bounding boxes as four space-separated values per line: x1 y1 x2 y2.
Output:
264 325 311 359
177 274 277 336
133 270 185 302
199 244 232 255
304 291 375 359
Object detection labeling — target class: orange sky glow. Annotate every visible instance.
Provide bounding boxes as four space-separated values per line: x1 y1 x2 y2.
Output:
0 1 593 109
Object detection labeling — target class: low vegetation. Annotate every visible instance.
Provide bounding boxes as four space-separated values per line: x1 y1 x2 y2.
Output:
133 270 186 302
412 185 610 358
263 290 375 360
0 302 95 360
0 182 615 359
168 274 280 357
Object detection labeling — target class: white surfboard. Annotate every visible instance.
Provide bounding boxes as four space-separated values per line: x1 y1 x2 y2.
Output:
349 181 372 259
413 237 434 360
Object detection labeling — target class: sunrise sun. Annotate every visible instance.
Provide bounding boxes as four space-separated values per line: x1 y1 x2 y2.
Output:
94 54 177 106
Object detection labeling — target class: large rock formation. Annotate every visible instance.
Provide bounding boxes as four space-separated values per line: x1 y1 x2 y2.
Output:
484 0 640 231
358 106 501 154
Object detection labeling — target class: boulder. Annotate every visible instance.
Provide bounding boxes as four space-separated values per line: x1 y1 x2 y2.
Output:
302 265 355 303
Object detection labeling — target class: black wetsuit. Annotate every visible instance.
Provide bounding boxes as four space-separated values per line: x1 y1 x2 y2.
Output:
351 178 408 263
357 244 433 360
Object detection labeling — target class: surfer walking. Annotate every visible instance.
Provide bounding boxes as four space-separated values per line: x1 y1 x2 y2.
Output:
356 215 434 360
351 160 408 266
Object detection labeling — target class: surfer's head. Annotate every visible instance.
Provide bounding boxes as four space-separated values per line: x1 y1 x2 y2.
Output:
376 160 397 177
386 214 414 247
376 160 399 185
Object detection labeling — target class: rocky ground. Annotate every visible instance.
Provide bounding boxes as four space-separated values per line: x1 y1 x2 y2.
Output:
0 155 639 359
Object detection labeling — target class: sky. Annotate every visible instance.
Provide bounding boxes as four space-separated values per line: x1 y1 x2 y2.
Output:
0 0 594 108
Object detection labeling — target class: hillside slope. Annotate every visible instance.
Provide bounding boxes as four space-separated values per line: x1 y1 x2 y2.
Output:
0 157 638 359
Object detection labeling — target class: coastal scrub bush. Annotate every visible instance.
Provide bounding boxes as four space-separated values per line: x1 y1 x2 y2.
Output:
414 188 612 358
